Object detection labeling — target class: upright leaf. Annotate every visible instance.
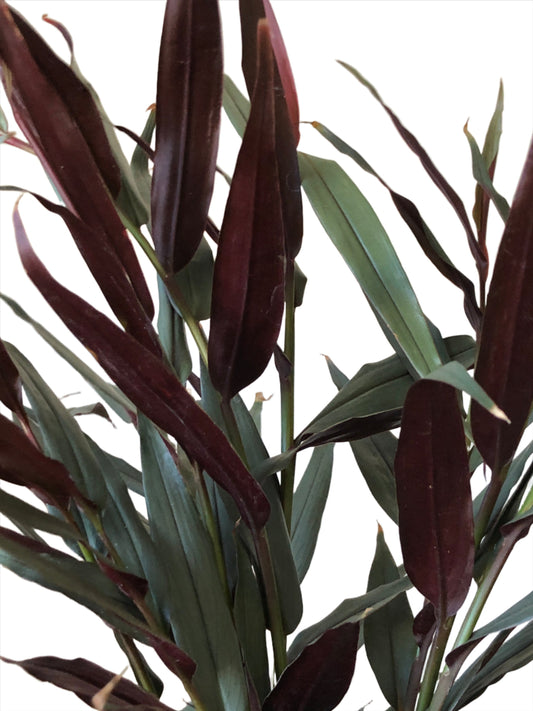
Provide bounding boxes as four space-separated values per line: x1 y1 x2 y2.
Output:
0 3 153 316
151 0 222 272
471 137 533 474
365 527 416 710
263 623 359 711
209 20 285 400
395 380 474 618
299 152 442 377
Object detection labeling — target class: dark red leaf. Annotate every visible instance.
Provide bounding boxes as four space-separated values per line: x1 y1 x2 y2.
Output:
239 0 303 259
0 337 24 416
296 408 403 449
0 412 84 509
394 380 474 618
0 656 177 710
151 0 222 273
208 20 285 401
471 137 533 474
14 195 161 357
262 622 359 711
0 3 153 318
14 220 270 533
97 559 149 604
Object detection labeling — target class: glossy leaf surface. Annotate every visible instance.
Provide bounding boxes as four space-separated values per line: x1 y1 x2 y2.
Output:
14 222 270 532
151 0 222 272
395 380 474 618
365 528 416 710
209 21 285 400
300 152 442 377
471 137 533 473
263 622 359 711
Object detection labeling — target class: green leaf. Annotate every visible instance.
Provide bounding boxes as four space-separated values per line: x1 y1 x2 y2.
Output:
157 279 193 385
365 527 416 710
0 488 79 542
223 74 250 138
288 576 412 662
172 237 214 322
0 292 134 422
299 152 442 377
139 415 249 711
291 444 334 583
463 121 510 223
472 591 533 641
350 433 399 524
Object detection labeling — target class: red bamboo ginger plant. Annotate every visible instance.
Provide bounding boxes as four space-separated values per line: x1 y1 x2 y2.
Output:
0 1 532 710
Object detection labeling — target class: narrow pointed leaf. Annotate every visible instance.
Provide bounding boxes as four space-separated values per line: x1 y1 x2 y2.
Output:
0 293 134 423
311 120 481 330
14 221 270 532
0 488 79 541
471 137 533 473
0 656 177 710
0 337 24 416
288 576 412 661
394 380 474 618
350 432 399 524
0 3 153 316
151 0 222 272
291 444 334 582
365 527 416 710
299 152 442 377
139 415 249 711
464 122 510 222
209 21 285 400
263 623 359 711
339 61 486 276
223 74 250 138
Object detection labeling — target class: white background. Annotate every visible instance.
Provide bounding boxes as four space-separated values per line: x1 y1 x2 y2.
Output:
0 1 532 709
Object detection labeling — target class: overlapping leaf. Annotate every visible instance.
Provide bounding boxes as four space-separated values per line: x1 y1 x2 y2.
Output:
14 214 270 533
471 137 533 474
209 20 285 400
394 380 474 618
263 623 359 711
0 3 153 316
299 152 443 377
151 0 222 273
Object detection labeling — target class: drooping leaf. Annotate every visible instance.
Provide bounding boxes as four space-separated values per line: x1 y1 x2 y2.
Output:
288 576 412 662
291 444 334 583
299 152 443 377
139 415 249 711
14 221 270 533
0 656 177 710
338 61 486 279
0 487 79 542
311 120 481 331
0 337 24 417
209 20 285 401
263 622 359 711
151 0 222 273
394 380 474 618
0 3 153 316
471 137 533 474
365 527 416 710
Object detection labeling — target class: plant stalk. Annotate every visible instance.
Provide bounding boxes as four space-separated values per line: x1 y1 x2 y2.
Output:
280 261 296 531
416 616 454 711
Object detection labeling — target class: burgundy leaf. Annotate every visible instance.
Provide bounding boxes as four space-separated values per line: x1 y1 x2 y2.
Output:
209 20 285 401
394 380 474 619
0 656 177 710
15 220 270 533
0 3 153 318
239 0 303 259
0 412 84 509
151 0 222 273
14 195 161 357
262 622 359 711
97 559 149 604
471 137 533 474
0 337 24 416
296 407 403 449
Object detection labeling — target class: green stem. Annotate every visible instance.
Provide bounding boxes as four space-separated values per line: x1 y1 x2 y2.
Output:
255 528 287 678
416 616 454 711
114 631 159 695
474 473 505 546
280 261 296 531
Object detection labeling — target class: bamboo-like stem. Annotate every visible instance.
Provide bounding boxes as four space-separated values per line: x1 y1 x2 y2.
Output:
474 466 507 546
416 616 454 711
280 261 296 531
